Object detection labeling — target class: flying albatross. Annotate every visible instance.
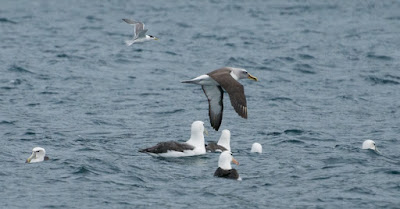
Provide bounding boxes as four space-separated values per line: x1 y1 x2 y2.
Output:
139 121 207 157
26 147 49 163
206 129 231 152
122 18 158 46
182 67 258 131
214 151 240 180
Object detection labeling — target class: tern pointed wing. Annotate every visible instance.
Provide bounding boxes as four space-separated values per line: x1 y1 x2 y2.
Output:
122 19 145 39
137 29 148 38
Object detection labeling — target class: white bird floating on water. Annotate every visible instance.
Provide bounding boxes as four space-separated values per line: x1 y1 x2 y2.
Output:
26 147 49 163
139 121 207 157
214 151 240 180
206 129 231 152
251 142 262 153
122 18 158 46
182 67 258 131
362 139 378 151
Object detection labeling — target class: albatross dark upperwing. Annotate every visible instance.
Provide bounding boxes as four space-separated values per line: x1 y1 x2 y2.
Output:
202 85 224 131
139 141 194 154
208 69 248 119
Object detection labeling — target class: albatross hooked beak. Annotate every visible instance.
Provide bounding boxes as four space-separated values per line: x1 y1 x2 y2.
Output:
248 73 258 81
232 157 239 165
154 37 159 40
26 152 35 163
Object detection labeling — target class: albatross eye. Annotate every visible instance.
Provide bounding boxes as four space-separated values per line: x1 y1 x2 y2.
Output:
36 150 40 152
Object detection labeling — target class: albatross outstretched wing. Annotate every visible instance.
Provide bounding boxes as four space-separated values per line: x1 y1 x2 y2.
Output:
208 69 248 119
202 85 224 131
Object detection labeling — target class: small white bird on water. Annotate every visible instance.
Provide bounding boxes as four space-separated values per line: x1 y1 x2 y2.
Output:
26 147 49 163
251 142 262 153
362 139 379 152
122 18 158 46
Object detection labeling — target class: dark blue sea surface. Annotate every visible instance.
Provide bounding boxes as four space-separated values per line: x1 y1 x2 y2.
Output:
1 0 400 208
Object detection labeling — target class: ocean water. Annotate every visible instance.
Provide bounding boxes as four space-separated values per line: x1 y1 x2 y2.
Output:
1 0 400 208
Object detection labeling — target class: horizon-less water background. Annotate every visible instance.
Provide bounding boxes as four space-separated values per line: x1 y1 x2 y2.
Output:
1 0 400 208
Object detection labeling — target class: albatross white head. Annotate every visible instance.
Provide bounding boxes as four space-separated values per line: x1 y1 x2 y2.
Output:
362 139 378 151
230 68 258 81
217 129 231 151
185 121 207 152
26 147 47 163
218 151 239 170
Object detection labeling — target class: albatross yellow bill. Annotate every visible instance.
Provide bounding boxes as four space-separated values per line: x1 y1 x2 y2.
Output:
248 73 258 81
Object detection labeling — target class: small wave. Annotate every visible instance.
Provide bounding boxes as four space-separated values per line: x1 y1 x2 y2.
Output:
156 109 184 115
8 65 33 74
267 131 282 136
366 53 393 61
293 63 315 74
384 170 400 175
366 76 399 85
24 131 36 136
0 120 16 126
40 91 59 95
346 187 374 195
269 97 293 102
1 86 13 90
0 17 17 24
80 26 103 30
277 56 296 63
310 176 331 181
192 33 217 40
284 129 304 135
385 74 400 80
298 54 315 60
385 16 400 20
226 57 257 66
139 92 162 96
301 29 324 34
73 166 95 175
56 53 84 60
115 58 136 64
224 43 235 47
176 22 191 28
280 139 305 144
86 15 102 22
164 51 178 56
